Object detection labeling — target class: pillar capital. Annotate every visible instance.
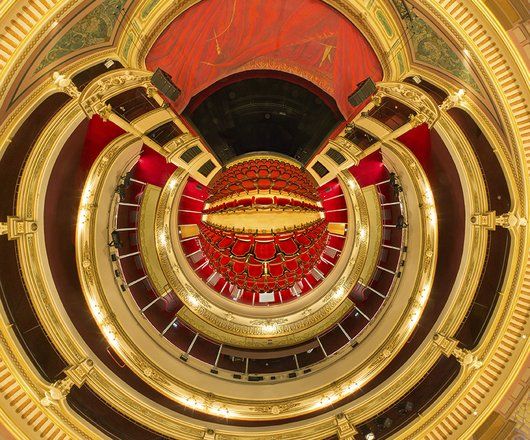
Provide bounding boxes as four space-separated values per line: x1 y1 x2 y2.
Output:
496 211 526 229
408 112 429 128
41 359 93 406
52 71 80 98
470 211 496 230
202 428 216 440
94 103 113 121
439 89 466 112
335 412 358 439
471 211 527 230
371 91 383 107
433 334 482 370
1 216 37 240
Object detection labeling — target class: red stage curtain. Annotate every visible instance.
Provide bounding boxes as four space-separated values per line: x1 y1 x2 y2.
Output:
146 0 382 117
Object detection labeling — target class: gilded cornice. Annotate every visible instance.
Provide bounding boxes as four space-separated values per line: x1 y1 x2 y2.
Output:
376 81 441 126
69 114 437 421
0 0 528 438
392 1 530 438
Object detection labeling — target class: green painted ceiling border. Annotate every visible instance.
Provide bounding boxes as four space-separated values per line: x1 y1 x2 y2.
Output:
35 0 127 72
391 0 480 92
7 0 133 109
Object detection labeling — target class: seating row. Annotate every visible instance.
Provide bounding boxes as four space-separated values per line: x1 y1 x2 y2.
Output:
207 158 319 202
203 196 323 213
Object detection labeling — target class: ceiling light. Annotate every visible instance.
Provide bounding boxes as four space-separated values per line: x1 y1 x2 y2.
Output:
365 433 375 440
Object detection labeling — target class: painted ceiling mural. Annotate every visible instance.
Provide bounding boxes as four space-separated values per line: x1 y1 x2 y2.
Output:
36 0 127 72
390 0 480 92
145 0 384 118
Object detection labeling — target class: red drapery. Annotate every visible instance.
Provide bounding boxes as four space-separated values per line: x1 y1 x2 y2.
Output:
146 0 382 117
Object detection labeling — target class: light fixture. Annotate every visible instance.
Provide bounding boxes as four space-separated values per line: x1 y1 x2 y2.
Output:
158 232 167 247
365 432 375 440
262 322 277 333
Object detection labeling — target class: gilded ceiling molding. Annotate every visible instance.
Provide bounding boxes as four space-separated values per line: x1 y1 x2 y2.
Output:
70 123 437 422
391 1 530 438
35 0 127 72
0 1 527 439
0 0 67 75
0 316 102 439
375 81 441 125
0 0 82 111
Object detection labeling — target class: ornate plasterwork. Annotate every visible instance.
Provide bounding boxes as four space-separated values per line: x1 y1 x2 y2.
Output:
376 81 440 126
35 0 128 72
0 0 527 438
78 68 152 118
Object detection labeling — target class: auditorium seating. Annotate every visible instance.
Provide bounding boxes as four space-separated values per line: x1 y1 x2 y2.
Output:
207 158 320 203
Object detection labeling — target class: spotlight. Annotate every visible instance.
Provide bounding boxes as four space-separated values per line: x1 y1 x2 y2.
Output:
412 75 422 84
104 59 115 69
122 172 132 188
108 231 123 249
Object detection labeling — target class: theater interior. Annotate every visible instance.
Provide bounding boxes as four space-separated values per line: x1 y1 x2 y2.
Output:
0 0 528 439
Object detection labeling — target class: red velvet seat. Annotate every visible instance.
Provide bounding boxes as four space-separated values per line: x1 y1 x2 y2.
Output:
232 237 253 257
299 253 311 263
277 238 297 256
218 236 234 249
242 180 255 190
284 259 298 271
220 255 231 266
254 241 276 261
269 261 284 277
272 180 287 190
232 260 246 274
255 197 272 205
295 233 311 247
257 178 271 189
248 262 263 278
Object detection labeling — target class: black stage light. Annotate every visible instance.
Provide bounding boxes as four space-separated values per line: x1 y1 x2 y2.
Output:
348 77 377 106
151 68 181 101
